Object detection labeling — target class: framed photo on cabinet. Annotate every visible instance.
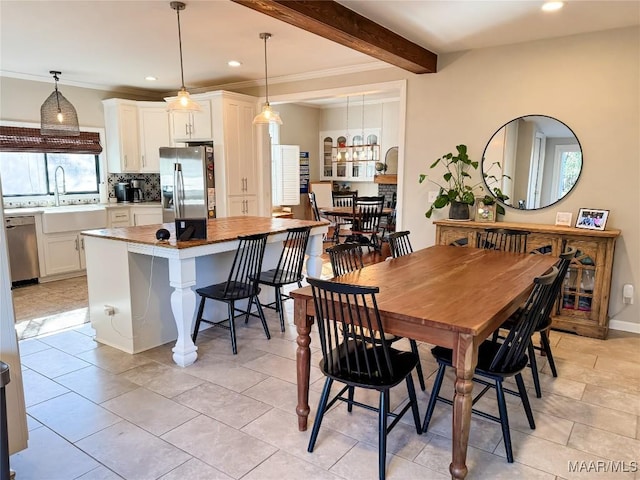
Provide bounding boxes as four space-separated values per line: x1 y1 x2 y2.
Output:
474 199 496 223
575 208 609 231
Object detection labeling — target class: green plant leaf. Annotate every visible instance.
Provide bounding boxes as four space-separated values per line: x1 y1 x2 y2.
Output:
443 172 452 182
433 196 449 208
419 174 427 183
430 158 441 168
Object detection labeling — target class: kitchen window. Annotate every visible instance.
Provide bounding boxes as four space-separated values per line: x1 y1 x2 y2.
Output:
0 125 102 197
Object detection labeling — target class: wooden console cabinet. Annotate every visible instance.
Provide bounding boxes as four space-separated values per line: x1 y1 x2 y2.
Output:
434 220 621 339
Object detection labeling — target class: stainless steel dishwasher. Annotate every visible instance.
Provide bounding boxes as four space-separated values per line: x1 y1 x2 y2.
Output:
5 216 40 285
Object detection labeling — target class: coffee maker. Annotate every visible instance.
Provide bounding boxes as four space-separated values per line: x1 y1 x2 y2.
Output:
131 179 144 203
114 182 133 203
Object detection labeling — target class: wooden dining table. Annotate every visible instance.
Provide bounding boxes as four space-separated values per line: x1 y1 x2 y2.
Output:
291 245 556 480
319 205 394 218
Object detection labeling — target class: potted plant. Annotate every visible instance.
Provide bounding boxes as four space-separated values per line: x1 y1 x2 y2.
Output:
419 144 481 220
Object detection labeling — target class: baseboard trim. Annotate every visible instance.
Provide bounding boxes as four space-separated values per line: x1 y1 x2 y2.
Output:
609 318 640 334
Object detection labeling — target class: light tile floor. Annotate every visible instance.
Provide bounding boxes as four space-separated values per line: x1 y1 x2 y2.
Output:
9 279 640 480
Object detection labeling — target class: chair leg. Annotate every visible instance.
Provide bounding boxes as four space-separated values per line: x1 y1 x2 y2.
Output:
192 296 206 343
347 386 355 412
422 364 446 432
308 378 333 453
495 380 514 463
275 286 285 332
378 390 389 480
528 340 542 398
406 375 422 434
409 340 426 391
540 330 558 377
515 373 536 430
253 295 271 340
227 301 238 354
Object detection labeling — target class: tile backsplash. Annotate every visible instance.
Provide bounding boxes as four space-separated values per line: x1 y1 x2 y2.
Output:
107 173 161 201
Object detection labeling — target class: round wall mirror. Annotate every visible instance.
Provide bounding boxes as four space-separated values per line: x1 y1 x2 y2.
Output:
482 115 582 210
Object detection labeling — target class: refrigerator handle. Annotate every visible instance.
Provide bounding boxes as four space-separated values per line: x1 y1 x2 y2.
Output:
174 163 184 219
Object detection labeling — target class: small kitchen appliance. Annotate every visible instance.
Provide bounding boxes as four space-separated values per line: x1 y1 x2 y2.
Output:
131 178 144 203
114 182 133 203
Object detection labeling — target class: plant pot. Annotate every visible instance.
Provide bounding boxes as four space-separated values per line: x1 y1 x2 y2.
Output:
449 201 470 220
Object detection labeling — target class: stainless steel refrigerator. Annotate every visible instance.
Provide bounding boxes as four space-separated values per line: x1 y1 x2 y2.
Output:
159 145 216 223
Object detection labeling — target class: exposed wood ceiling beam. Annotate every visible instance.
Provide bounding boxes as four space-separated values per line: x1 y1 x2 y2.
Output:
231 0 437 74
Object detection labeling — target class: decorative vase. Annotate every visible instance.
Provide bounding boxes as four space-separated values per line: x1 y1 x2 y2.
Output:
449 201 470 220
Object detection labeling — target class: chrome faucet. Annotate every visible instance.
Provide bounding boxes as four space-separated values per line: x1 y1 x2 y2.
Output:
53 165 66 206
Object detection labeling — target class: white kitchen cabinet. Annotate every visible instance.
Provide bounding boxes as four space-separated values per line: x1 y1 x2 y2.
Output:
130 206 163 226
170 101 212 142
207 92 260 217
42 231 86 275
103 99 140 173
108 208 131 227
138 104 170 172
228 196 258 216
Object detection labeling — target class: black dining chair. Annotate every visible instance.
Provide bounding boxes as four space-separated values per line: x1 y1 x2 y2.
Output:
478 228 530 253
326 241 426 391
351 195 385 253
494 246 577 397
422 266 558 463
388 230 413 258
254 226 311 332
331 191 357 243
306 277 422 480
192 233 270 354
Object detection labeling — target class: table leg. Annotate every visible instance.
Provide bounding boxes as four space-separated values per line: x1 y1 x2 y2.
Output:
450 333 477 480
295 298 313 431
168 257 198 367
305 233 325 278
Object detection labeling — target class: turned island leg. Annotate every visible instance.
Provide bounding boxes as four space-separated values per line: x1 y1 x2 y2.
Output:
294 297 313 431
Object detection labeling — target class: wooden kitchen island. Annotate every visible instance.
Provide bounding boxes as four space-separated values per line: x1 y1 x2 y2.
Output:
82 216 328 366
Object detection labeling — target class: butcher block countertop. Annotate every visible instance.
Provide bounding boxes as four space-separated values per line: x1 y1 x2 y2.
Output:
81 216 328 249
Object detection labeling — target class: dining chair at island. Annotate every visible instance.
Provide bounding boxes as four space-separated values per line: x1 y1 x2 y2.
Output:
478 228 531 253
253 227 311 332
423 266 559 463
326 241 426 391
494 246 577 397
191 233 270 354
306 277 422 480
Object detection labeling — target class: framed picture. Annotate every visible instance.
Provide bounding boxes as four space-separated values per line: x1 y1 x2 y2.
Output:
575 208 609 231
474 199 496 223
555 212 573 226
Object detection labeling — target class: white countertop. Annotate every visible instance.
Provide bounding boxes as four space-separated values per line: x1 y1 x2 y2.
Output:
4 202 161 217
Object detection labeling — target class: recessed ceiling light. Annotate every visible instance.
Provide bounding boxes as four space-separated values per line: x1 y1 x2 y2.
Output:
228 60 242 67
145 76 157 81
542 1 564 12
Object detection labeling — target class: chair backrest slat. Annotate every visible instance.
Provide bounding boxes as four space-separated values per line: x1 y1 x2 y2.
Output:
388 231 413 258
326 242 364 276
491 266 558 372
332 191 357 207
308 277 393 382
224 233 268 297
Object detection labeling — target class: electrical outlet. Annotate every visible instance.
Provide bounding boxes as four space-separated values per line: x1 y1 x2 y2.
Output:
428 191 438 203
623 284 634 304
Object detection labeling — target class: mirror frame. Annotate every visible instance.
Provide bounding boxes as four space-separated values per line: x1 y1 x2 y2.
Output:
482 114 583 211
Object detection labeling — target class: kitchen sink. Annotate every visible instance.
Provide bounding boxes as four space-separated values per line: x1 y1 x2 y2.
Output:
41 205 107 233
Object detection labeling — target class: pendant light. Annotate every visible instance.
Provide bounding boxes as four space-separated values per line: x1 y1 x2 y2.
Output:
253 32 282 125
166 1 201 112
40 71 80 136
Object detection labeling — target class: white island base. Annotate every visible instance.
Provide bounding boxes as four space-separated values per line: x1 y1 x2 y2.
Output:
83 218 327 366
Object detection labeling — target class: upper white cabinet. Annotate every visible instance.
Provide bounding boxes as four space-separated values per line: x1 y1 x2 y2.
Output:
138 103 170 172
169 102 212 142
103 99 140 173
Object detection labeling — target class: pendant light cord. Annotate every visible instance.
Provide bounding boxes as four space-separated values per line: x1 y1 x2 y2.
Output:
261 33 271 104
176 6 185 89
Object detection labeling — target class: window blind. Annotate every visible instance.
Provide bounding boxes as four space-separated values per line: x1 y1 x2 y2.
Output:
0 126 102 154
